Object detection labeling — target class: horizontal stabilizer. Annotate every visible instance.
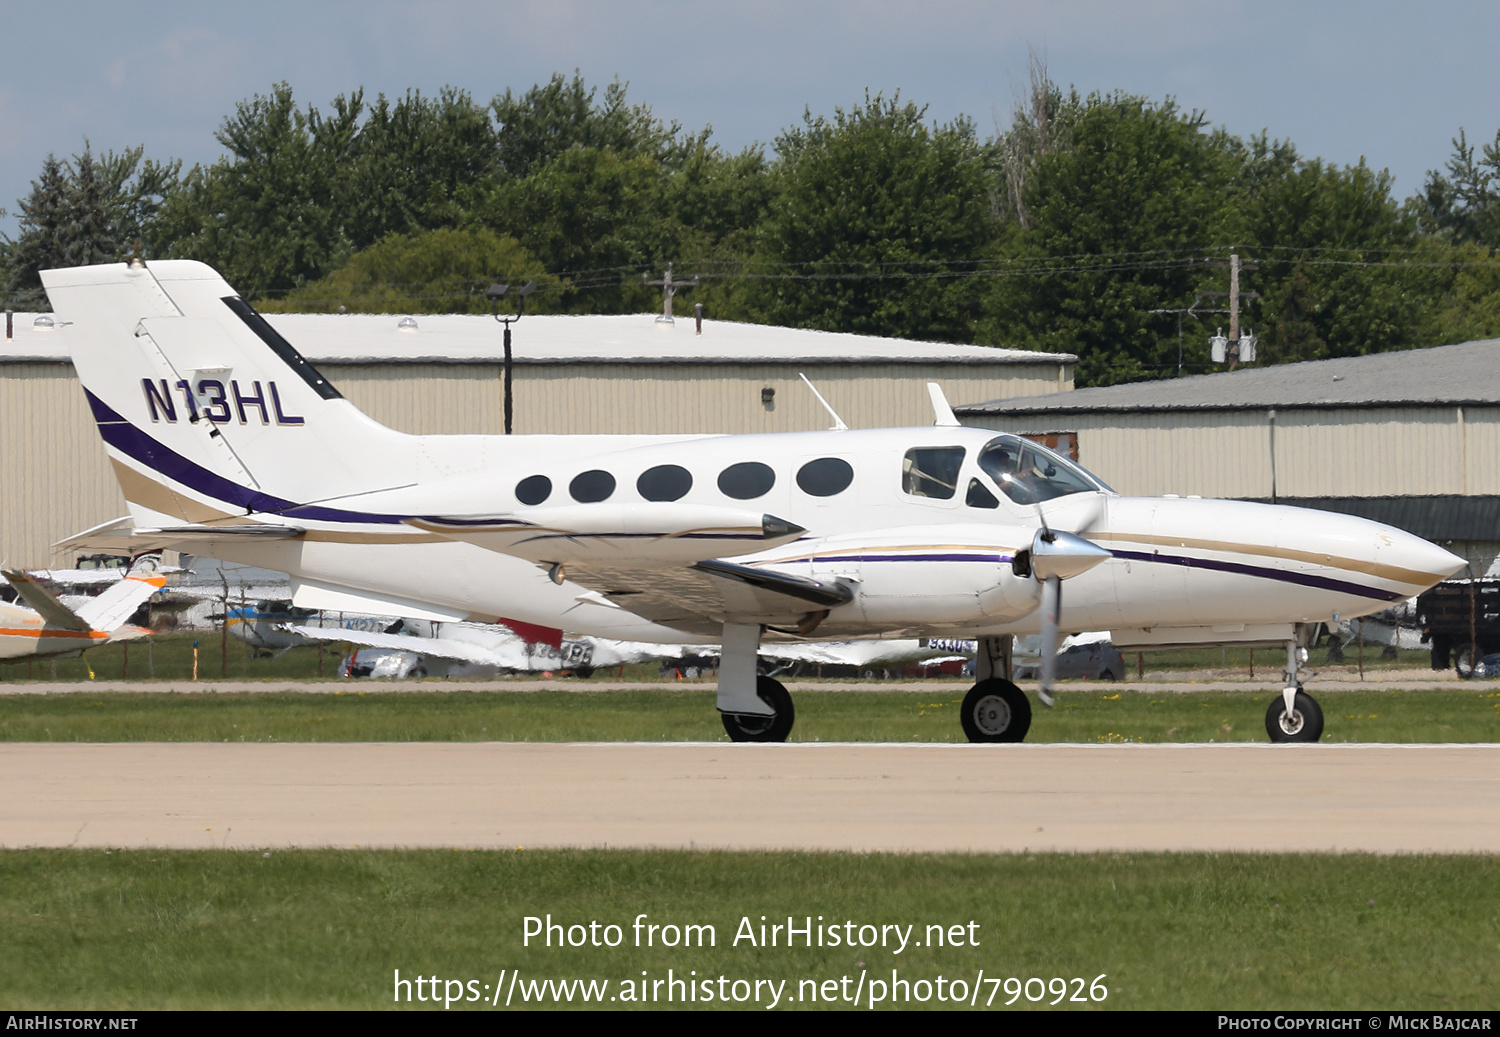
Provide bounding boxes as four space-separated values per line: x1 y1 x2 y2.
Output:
0 564 164 634
54 517 303 553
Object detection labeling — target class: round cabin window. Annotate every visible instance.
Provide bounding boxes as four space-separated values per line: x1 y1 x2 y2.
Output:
515 475 551 506
637 464 693 502
569 469 616 503
717 462 776 500
795 457 854 497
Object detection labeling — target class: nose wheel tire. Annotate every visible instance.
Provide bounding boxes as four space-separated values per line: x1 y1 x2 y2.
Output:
960 679 1032 743
721 676 795 742
1265 690 1324 743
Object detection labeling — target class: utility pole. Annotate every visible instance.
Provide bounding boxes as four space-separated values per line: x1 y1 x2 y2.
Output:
1229 252 1241 345
643 263 698 325
1203 251 1259 368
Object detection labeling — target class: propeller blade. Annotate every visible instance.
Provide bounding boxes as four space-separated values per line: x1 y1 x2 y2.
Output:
1038 575 1061 707
1028 529 1109 709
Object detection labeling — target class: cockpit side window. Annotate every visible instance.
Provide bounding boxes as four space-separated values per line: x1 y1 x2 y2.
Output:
901 447 965 500
977 435 1104 505
965 478 999 509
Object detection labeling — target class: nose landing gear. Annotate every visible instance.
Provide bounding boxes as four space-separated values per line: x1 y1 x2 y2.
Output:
1265 688 1324 742
1266 636 1324 742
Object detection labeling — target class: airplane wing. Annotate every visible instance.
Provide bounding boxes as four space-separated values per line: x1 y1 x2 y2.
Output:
558 558 854 636
71 568 168 632
284 625 530 669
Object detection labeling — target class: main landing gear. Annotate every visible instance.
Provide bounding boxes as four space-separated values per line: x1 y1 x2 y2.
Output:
959 635 1031 743
721 676 795 743
960 679 1032 743
1265 637 1325 742
717 622 796 742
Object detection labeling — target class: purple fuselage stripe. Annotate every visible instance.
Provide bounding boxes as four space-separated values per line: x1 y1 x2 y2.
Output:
86 390 409 524
1108 548 1406 602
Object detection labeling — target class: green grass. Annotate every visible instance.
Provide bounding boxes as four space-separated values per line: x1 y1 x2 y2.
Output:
2 687 1498 743
2 849 1493 1010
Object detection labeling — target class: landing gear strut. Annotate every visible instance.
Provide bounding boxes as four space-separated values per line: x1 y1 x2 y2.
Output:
1266 636 1324 742
716 621 795 742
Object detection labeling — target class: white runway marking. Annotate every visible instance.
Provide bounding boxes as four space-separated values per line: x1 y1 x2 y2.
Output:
3 742 1497 853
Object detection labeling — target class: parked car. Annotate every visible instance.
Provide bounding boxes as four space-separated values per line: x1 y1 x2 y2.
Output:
1013 640 1125 681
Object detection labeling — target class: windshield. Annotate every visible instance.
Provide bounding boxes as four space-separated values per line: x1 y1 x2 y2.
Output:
977 435 1109 505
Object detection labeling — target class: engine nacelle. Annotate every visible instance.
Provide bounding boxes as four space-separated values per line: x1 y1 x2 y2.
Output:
785 523 1044 627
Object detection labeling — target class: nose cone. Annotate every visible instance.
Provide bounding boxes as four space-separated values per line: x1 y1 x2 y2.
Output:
1030 529 1113 582
1381 528 1467 591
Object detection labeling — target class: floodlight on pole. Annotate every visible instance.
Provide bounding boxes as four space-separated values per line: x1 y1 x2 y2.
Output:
490 281 536 435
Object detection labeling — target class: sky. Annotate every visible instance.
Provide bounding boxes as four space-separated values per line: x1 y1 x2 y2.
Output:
1 0 1497 235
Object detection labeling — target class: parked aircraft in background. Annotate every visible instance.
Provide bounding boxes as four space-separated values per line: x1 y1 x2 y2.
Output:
0 562 165 662
46 260 1466 742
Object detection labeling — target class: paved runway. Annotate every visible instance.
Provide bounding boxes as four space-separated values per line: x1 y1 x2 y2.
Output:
4 742 1496 853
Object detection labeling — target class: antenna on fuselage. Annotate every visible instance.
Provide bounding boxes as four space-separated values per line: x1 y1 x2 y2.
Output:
927 382 960 427
798 373 848 431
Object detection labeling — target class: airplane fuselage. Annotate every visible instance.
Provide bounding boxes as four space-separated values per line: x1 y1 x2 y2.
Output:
156 423 1457 644
0 602 108 660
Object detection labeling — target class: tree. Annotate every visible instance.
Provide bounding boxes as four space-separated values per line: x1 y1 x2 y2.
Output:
261 227 560 314
1417 128 1500 249
7 144 178 306
491 73 677 180
153 83 362 298
478 145 669 312
749 93 996 342
341 88 497 247
983 91 1239 384
1237 154 1433 363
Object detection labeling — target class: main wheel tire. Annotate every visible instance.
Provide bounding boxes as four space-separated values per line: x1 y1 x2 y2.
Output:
1098 669 1117 682
721 676 795 743
1455 643 1480 679
960 678 1032 743
1265 691 1324 742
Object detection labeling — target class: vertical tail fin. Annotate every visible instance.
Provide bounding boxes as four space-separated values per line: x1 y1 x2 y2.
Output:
41 260 415 527
0 563 163 634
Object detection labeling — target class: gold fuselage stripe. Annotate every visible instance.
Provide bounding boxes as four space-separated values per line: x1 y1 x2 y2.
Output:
1088 531 1437 587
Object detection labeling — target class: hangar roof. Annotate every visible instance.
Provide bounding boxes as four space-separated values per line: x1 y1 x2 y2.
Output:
1 311 1071 367
958 338 1500 415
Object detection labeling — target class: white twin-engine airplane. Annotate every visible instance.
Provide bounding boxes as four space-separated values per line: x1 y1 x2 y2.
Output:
44 260 1464 742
